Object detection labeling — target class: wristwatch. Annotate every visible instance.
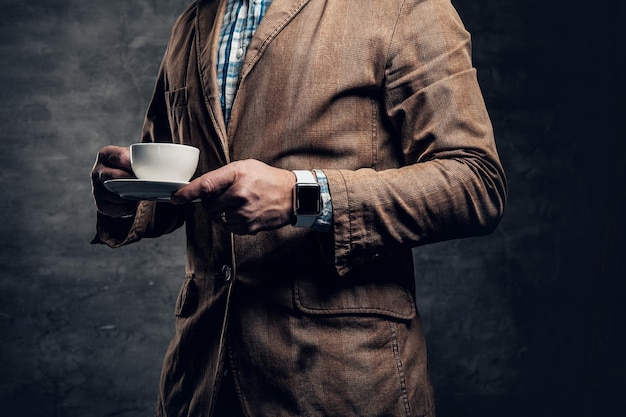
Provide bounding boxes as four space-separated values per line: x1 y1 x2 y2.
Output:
292 170 321 228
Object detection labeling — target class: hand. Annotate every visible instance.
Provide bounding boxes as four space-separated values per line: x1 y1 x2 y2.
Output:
171 159 295 235
91 146 139 218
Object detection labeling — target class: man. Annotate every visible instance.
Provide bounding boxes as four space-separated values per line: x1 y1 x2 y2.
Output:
91 0 507 416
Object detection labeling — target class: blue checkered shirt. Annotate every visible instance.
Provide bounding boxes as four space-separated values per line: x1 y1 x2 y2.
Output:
217 0 272 124
216 0 332 231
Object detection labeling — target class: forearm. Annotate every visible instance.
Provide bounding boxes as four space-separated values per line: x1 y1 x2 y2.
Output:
323 150 505 277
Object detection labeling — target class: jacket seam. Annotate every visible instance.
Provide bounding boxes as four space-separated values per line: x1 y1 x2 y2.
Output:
293 281 416 320
384 0 406 79
389 320 412 416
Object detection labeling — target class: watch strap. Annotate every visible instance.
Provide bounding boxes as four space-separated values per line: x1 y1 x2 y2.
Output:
293 170 317 185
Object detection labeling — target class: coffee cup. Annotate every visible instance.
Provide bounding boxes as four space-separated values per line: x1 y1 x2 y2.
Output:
130 143 199 182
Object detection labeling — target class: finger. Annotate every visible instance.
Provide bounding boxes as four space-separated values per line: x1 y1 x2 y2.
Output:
97 146 133 171
171 164 236 205
91 169 136 205
91 146 135 185
92 179 139 218
92 166 136 185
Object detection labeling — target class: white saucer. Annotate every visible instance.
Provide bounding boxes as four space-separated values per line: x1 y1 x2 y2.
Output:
104 179 189 202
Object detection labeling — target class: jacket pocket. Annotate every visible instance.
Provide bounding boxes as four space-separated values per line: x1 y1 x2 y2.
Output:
294 277 416 320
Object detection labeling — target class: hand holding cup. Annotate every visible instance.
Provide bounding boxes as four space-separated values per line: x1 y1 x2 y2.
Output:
91 143 199 217
91 145 138 218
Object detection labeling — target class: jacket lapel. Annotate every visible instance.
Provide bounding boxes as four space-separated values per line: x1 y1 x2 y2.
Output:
238 0 312 82
227 0 311 132
195 0 312 148
196 0 229 158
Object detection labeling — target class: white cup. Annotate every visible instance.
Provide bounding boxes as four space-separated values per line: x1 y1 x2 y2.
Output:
130 143 199 182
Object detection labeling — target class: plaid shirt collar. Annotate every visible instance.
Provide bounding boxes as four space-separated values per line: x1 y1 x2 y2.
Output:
217 0 273 125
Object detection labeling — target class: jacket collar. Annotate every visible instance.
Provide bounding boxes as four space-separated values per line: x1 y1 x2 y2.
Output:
195 0 312 142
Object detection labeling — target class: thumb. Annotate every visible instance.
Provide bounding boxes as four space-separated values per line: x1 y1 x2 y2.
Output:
171 164 235 204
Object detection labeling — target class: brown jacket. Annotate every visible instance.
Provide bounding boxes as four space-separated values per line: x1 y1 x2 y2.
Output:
95 0 506 416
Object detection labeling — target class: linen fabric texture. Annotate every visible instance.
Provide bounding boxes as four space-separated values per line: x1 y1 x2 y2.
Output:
94 0 507 416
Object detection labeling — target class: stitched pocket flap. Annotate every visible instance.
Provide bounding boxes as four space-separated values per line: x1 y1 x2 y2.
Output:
294 278 416 320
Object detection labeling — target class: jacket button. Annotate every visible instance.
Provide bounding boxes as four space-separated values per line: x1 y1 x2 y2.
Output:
221 265 232 282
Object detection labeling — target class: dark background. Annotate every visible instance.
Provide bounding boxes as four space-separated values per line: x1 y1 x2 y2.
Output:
0 0 623 416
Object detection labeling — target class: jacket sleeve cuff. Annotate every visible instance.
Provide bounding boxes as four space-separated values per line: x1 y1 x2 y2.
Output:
320 169 353 277
91 201 155 248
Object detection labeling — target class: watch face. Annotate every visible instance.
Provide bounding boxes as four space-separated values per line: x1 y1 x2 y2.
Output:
296 184 321 215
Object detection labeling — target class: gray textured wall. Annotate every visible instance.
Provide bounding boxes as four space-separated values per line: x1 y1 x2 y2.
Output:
0 1 623 416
